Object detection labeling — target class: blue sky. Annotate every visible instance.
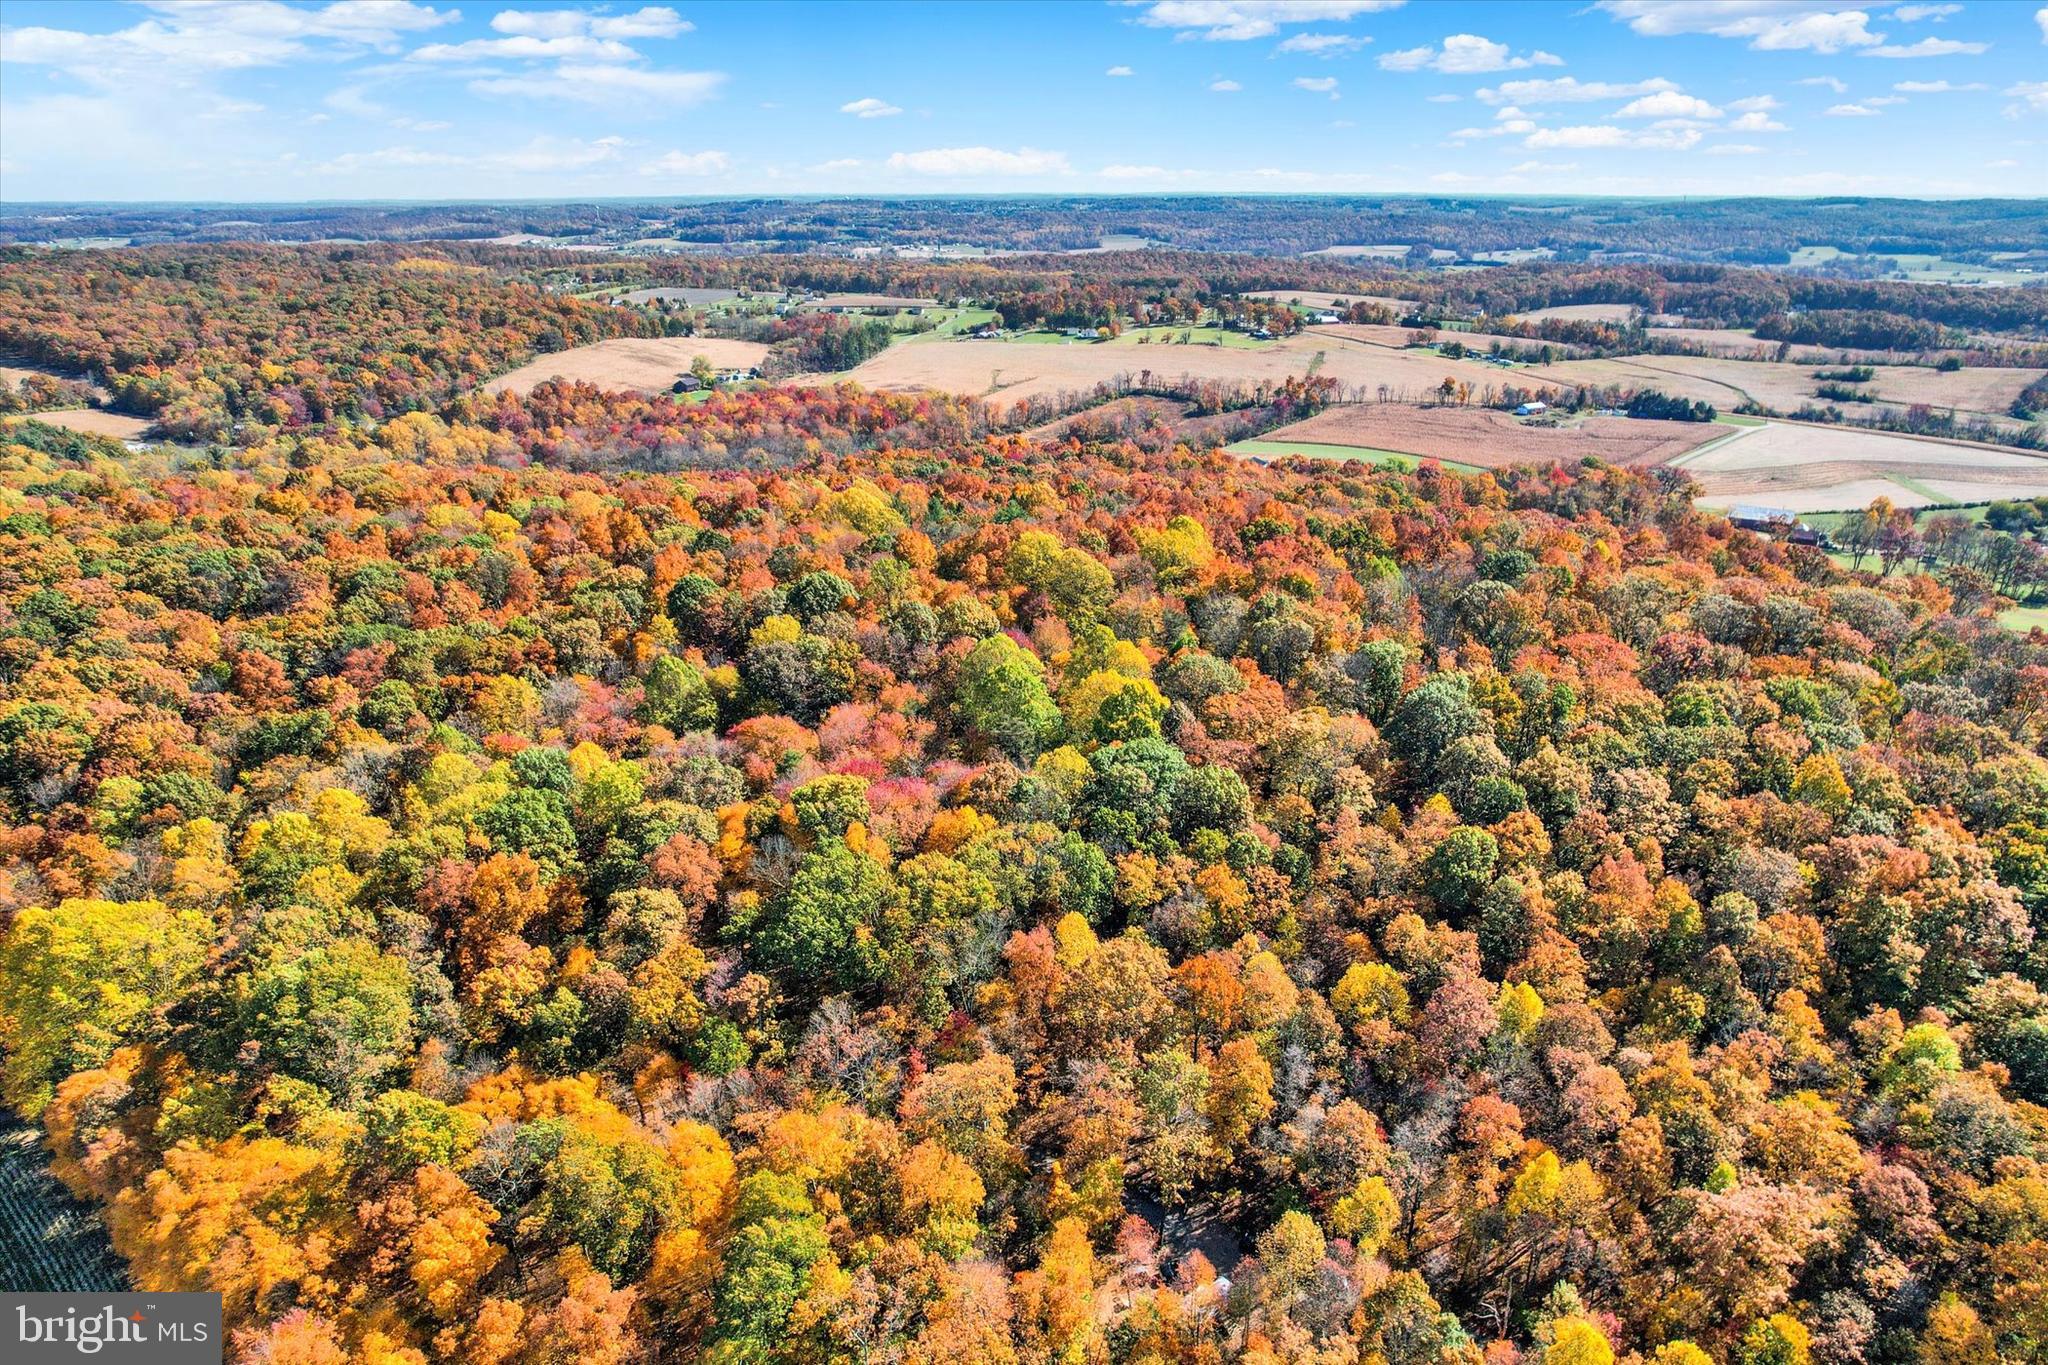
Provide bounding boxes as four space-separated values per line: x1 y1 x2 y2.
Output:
1 0 2043 201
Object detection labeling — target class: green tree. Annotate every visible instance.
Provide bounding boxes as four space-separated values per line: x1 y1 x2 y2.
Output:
955 634 1062 761
0 898 213 1115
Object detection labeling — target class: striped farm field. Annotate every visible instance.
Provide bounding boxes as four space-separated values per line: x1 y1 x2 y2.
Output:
0 1113 127 1291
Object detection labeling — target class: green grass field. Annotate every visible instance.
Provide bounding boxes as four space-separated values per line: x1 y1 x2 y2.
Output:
1227 439 1485 474
1115 325 1274 350
2000 604 2048 633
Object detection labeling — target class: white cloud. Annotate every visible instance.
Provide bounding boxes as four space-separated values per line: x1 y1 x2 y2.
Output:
1426 92 1460 102
411 34 640 62
468 64 724 105
490 7 692 40
1449 105 1538 139
641 148 731 176
1893 79 1985 91
1209 77 1242 90
1478 76 1677 105
1729 109 1790 130
2006 80 2048 115
1597 2 1882 52
1704 143 1768 154
1859 37 1988 56
1525 123 1703 149
1729 94 1780 111
2039 5 2048 41
1615 91 1722 118
1276 32 1369 54
840 97 903 118
1 0 455 80
1797 75 1850 93
1293 75 1340 97
1134 1 1406 42
884 145 1071 176
1864 94 1907 104
1826 102 1880 115
1106 64 1135 75
1380 34 1562 73
1510 160 1577 172
1890 4 1960 19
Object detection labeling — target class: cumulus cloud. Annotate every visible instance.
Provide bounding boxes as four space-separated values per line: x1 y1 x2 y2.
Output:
411 35 641 62
1 0 455 80
1797 75 1850 93
1277 32 1369 54
1209 77 1242 90
840 97 903 118
1614 91 1722 119
2039 5 2048 42
1597 1 1882 52
1893 79 1984 91
1729 109 1790 131
1380 34 1562 73
1105 64 1135 75
1478 76 1676 105
1449 105 1538 139
1293 75 1340 97
468 64 724 106
1858 37 1988 57
1134 0 1406 42
1826 102 1880 115
490 7 692 40
2006 80 2048 115
1890 3 1960 19
1704 143 1768 154
883 146 1070 176
640 148 731 176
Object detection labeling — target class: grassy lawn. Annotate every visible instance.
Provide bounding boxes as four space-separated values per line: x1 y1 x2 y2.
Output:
1116 325 1273 350
922 307 999 338
2000 604 2048 633
1804 503 1991 534
1715 413 1768 427
1228 438 1485 474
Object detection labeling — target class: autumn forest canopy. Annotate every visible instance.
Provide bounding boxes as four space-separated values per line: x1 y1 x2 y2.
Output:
0 233 2046 1365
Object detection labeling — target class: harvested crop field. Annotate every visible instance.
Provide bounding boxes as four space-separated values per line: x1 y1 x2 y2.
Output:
0 1113 126 1292
3 408 153 440
1243 290 1414 314
1526 354 2046 427
1679 421 2048 511
485 337 772 395
1308 322 1576 355
1253 404 1723 470
1518 304 1637 324
812 331 1500 406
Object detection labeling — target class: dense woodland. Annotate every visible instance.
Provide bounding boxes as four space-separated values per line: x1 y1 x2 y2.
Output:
1 239 2048 1365
5 196 2046 266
